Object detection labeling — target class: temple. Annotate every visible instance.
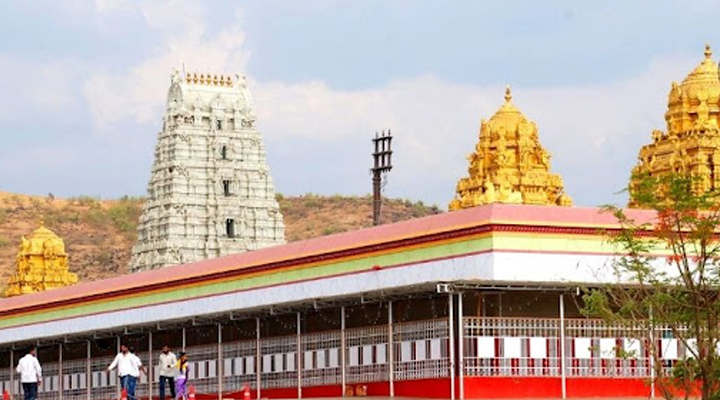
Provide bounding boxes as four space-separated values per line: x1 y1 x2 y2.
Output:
630 44 720 206
128 70 285 272
4 46 720 400
4 223 77 297
449 87 572 210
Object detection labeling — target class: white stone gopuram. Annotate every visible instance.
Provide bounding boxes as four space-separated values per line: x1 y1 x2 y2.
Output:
129 70 285 272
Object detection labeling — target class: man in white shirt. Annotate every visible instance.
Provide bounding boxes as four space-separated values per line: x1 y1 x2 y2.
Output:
16 346 42 400
107 344 147 400
157 345 177 400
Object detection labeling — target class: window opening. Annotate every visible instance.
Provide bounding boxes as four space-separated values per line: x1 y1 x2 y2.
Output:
223 180 231 196
226 218 235 238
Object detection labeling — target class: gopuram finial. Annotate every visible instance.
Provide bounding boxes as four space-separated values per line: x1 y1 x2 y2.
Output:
705 43 712 59
504 85 512 103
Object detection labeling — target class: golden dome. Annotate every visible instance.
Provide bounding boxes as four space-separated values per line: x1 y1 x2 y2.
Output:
629 44 720 208
4 222 76 297
23 222 66 256
449 87 572 210
487 86 526 129
665 44 720 135
678 44 718 93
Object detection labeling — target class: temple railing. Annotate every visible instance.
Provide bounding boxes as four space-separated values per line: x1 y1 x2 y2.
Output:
301 330 342 387
4 315 698 398
461 317 693 379
221 339 257 393
393 318 450 381
463 317 561 377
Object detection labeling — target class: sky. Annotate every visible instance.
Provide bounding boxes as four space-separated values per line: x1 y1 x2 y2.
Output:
1 0 719 208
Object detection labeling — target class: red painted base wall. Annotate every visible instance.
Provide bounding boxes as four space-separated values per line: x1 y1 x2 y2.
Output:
395 378 451 398
140 376 658 399
567 378 651 398
464 377 562 398
463 377 652 399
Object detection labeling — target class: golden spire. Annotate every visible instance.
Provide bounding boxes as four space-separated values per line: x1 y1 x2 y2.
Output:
4 223 78 297
184 71 233 87
449 88 572 210
629 44 720 207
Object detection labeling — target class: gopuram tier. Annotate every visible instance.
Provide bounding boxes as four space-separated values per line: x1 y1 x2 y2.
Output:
129 71 285 272
449 87 572 210
5 223 77 297
630 44 720 207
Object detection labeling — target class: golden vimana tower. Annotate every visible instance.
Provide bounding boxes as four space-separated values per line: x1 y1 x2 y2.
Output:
449 87 572 210
630 44 720 206
4 222 77 297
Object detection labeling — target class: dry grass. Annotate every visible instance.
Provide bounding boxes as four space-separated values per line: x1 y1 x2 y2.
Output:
0 192 441 295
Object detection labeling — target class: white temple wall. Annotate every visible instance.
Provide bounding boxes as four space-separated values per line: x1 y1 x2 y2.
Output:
129 71 285 272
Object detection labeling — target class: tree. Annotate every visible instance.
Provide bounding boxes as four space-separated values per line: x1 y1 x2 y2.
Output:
584 173 720 400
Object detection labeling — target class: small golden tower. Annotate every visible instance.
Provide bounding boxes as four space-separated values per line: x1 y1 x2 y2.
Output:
4 222 78 297
629 44 720 207
449 86 572 210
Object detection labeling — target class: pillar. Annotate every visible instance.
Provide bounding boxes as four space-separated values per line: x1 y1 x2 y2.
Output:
256 318 261 400
9 350 13 399
297 312 302 399
458 293 464 400
218 323 223 399
559 294 566 399
388 301 394 398
148 331 153 399
86 340 91 400
449 294 455 400
341 306 346 397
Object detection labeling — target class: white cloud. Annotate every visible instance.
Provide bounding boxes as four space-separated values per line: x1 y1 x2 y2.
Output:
253 53 697 207
83 0 248 132
77 1 707 207
0 56 82 122
95 0 134 14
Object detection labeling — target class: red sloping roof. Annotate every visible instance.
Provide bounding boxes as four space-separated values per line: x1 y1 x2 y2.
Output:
0 204 652 312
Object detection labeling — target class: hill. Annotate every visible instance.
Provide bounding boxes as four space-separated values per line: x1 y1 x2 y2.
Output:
0 192 441 292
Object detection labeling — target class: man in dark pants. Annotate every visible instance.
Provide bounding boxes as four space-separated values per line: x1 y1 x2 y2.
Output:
16 346 42 400
158 345 177 400
107 344 146 400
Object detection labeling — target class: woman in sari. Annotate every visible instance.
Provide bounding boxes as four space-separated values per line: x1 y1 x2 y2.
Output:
174 352 188 400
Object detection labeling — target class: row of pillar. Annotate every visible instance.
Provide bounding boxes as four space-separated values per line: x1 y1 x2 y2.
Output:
8 293 473 400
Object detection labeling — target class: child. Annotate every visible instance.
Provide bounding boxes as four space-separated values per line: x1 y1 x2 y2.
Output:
174 352 189 400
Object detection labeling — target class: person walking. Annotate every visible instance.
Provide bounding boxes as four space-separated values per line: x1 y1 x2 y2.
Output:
107 344 147 400
158 345 177 400
174 352 189 400
16 346 42 400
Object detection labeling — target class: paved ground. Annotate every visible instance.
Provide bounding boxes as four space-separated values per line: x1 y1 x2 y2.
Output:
266 398 656 400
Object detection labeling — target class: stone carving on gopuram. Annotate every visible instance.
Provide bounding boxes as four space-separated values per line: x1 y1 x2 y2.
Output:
129 71 285 272
630 44 720 207
5 222 78 297
449 86 572 210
